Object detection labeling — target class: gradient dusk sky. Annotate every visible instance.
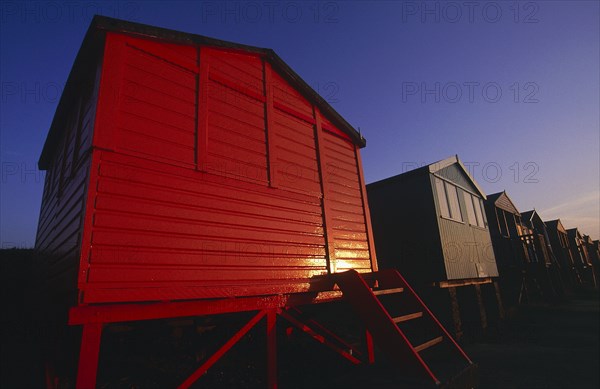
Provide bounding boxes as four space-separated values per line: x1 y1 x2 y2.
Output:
1 1 598 248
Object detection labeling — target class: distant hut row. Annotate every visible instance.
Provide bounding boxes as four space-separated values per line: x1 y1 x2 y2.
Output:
33 16 596 386
367 155 598 338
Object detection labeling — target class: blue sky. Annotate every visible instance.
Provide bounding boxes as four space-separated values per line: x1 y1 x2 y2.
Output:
1 0 599 247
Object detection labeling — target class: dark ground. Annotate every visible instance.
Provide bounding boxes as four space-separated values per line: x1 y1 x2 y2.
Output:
465 295 600 389
1 249 599 388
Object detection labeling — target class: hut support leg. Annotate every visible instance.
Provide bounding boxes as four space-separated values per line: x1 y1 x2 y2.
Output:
474 285 488 330
76 322 103 389
267 309 277 389
448 287 463 340
493 281 505 319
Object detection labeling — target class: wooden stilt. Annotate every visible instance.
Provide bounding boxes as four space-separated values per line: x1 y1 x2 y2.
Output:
267 309 277 389
474 284 487 330
448 287 462 340
76 323 103 389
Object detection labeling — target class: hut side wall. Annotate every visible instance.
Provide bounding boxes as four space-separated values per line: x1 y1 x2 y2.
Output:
367 172 445 285
546 224 574 269
34 55 102 307
78 32 374 304
484 205 524 269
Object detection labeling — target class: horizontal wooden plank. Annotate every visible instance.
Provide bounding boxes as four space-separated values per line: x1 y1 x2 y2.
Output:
88 266 326 283
208 125 266 154
206 49 263 80
98 161 323 211
117 130 195 167
333 248 370 260
91 230 327 257
123 63 196 107
90 246 326 267
81 279 323 303
119 96 195 134
125 35 197 71
124 45 196 86
121 77 195 119
208 82 265 120
93 213 325 246
209 71 265 103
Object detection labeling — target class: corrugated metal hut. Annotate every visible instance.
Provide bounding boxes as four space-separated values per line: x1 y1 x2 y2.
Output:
483 192 546 304
34 16 475 388
520 209 554 266
367 155 502 338
586 238 600 282
567 228 596 287
545 219 580 286
520 209 566 296
484 192 528 266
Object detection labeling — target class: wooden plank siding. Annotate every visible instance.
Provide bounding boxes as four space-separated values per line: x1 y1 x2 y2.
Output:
62 32 375 304
34 60 101 303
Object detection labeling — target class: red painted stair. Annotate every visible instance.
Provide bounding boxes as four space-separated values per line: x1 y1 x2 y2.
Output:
333 269 477 387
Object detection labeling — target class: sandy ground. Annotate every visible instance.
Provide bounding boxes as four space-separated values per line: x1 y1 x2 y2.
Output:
466 296 599 389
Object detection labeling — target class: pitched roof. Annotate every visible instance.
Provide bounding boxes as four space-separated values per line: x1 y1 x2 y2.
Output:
486 191 520 215
545 219 567 233
566 228 582 239
368 155 487 198
520 209 536 223
39 15 366 168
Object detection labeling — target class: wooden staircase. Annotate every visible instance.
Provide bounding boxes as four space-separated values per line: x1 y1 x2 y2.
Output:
333 269 477 387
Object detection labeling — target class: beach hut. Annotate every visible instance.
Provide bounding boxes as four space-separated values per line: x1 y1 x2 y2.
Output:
483 192 544 304
520 209 566 296
567 229 596 287
367 155 502 338
545 219 581 287
34 16 474 388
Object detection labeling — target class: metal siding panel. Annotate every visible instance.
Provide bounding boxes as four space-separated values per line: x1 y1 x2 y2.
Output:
437 164 478 194
437 183 498 280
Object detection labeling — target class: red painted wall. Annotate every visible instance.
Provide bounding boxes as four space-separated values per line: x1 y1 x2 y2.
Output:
45 32 376 304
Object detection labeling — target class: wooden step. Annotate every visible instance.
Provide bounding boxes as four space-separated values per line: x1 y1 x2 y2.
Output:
414 336 443 352
392 312 423 323
372 287 404 296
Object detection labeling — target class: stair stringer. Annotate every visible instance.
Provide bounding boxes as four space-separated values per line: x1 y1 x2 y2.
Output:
333 269 441 384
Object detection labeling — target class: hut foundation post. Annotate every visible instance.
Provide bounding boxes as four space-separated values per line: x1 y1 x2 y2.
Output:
448 287 463 339
267 309 277 389
474 284 488 330
76 322 103 389
493 281 505 319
